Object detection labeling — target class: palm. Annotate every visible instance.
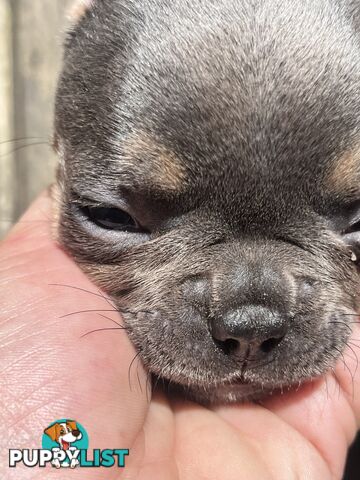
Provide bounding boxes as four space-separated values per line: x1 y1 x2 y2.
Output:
1 193 359 479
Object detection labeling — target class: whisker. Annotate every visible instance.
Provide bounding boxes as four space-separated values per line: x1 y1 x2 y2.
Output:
334 346 355 397
336 321 360 324
97 289 117 309
60 309 118 318
49 283 116 307
324 374 329 400
331 369 342 400
145 372 152 403
327 366 338 399
80 326 127 338
152 373 162 394
136 358 143 394
0 136 47 145
346 343 360 372
96 313 125 329
79 312 128 337
128 352 141 392
60 307 159 318
295 380 302 392
328 321 353 331
52 284 126 320
0 141 50 158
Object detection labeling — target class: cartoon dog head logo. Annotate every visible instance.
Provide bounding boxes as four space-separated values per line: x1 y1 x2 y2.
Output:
42 419 88 468
44 420 82 450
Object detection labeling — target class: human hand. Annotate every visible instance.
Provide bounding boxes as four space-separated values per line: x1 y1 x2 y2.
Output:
1 191 359 479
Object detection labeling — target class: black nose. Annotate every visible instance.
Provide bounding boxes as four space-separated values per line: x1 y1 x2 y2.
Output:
72 429 80 437
210 306 288 359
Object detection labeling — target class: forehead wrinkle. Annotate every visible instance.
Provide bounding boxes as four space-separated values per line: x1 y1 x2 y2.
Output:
119 131 186 192
326 147 360 197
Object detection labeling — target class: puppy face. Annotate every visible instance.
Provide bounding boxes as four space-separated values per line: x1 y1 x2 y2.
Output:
54 0 360 402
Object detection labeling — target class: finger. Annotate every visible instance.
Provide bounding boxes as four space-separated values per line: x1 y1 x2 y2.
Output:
212 322 360 480
171 398 331 480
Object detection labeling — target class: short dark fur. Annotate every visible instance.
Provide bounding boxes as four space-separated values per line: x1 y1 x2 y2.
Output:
55 0 360 403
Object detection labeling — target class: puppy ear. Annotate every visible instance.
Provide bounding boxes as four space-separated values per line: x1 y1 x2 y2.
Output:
67 420 77 431
67 0 94 23
44 423 59 442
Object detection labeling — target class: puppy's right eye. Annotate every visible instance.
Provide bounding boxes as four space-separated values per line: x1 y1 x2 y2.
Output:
341 213 360 264
80 205 142 232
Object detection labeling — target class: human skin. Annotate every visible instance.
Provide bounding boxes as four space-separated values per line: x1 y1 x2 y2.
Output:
0 191 359 479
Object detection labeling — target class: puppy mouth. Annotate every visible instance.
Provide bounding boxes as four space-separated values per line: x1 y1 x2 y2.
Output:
117 294 356 403
147 344 281 397
156 374 276 404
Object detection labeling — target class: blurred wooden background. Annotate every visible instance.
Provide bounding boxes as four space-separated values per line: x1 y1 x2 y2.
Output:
0 0 73 238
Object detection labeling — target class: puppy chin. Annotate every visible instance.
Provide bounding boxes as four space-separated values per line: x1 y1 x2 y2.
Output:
159 378 277 405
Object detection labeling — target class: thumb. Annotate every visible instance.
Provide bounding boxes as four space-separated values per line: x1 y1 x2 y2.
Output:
0 190 149 478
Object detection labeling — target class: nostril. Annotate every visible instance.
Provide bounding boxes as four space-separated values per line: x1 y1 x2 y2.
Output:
260 335 284 353
210 307 289 358
214 337 239 355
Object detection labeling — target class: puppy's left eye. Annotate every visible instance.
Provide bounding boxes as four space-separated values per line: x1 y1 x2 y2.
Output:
81 205 141 232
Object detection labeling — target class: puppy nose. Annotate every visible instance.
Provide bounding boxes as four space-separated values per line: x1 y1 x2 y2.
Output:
210 306 288 359
72 429 80 437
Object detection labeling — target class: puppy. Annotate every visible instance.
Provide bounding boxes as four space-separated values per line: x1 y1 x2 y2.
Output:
53 0 360 403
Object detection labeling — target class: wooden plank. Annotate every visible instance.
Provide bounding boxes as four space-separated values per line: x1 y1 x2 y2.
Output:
0 0 15 238
8 0 74 227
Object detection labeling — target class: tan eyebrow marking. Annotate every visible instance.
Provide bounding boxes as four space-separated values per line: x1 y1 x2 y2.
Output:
67 0 94 23
121 132 186 192
326 148 360 195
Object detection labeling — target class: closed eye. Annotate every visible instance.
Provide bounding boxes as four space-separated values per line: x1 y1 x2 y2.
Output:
342 217 360 235
79 205 145 233
340 208 360 264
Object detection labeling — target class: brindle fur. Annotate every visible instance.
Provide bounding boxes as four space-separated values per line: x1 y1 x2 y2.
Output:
54 0 360 403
